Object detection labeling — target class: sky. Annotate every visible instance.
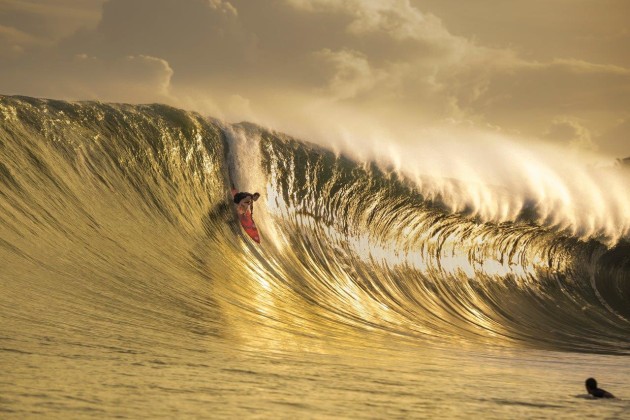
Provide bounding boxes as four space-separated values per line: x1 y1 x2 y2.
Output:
1 0 629 158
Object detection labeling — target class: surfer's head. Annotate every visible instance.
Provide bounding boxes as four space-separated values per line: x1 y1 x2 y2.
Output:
234 192 253 205
252 192 260 201
585 378 597 391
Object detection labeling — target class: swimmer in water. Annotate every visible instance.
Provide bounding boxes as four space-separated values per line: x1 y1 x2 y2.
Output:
585 378 615 399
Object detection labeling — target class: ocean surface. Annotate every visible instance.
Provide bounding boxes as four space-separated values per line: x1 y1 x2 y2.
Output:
1 95 629 418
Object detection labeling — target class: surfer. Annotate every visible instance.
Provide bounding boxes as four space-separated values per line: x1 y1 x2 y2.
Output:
231 185 261 243
585 378 615 399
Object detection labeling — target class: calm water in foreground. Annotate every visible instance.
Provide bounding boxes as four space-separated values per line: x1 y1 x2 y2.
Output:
2 308 629 418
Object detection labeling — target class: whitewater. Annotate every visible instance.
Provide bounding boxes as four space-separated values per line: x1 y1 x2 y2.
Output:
1 95 629 418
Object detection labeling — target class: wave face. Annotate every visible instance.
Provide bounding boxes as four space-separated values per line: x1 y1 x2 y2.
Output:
1 95 629 356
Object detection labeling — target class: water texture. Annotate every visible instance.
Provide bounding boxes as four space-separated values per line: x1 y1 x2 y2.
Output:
1 96 629 418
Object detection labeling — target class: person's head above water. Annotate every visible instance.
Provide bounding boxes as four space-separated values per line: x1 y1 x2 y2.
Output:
585 377 615 398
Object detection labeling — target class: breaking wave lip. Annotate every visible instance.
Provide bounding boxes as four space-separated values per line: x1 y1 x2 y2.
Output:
1 95 629 355
316 119 630 247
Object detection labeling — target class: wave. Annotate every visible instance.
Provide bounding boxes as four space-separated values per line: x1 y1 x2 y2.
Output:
1 95 629 355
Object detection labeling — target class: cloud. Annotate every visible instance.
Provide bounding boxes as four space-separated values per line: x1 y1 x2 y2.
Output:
311 48 379 99
0 0 104 45
0 24 44 57
286 0 451 41
0 0 628 157
544 117 597 150
68 54 174 101
1 52 174 104
400 52 627 156
67 0 255 79
206 0 238 15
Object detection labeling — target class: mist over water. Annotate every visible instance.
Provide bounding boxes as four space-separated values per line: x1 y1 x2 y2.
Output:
1 96 629 418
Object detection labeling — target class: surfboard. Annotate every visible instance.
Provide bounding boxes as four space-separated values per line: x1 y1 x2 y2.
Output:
239 212 260 243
